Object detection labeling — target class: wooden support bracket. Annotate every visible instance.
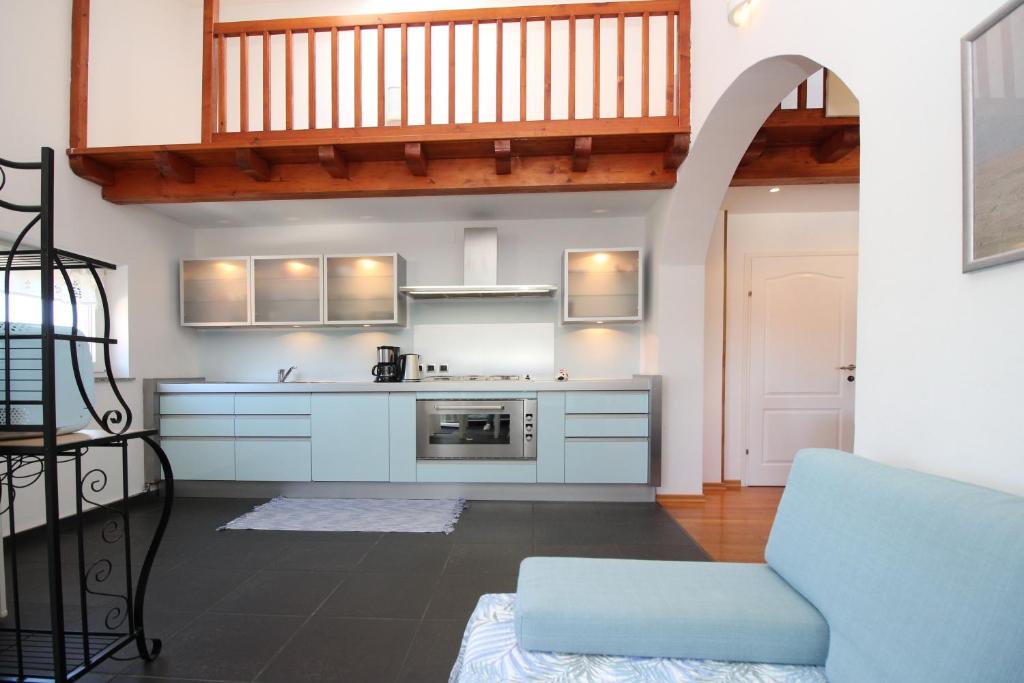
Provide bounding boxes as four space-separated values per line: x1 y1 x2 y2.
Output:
405 142 427 176
494 139 511 175
318 145 349 179
154 151 195 183
663 133 688 170
572 136 592 172
815 127 860 164
68 155 114 186
740 133 768 166
235 148 272 181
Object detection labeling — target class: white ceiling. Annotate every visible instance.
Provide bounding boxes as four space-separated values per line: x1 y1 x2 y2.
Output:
722 184 859 214
147 190 666 229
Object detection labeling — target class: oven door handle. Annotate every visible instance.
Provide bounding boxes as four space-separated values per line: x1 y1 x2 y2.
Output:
433 404 506 411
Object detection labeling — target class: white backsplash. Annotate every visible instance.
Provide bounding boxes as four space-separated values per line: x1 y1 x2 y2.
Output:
413 323 555 378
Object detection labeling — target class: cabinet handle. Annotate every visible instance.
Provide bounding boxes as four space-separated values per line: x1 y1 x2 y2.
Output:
435 404 505 411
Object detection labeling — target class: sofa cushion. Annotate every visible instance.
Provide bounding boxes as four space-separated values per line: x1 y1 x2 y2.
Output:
766 449 1024 683
515 557 829 665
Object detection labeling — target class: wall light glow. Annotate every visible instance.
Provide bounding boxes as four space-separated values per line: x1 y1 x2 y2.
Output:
727 0 759 26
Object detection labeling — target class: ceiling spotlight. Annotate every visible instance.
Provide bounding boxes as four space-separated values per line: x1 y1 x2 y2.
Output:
727 0 758 26
360 215 375 220
591 208 609 215
769 186 781 193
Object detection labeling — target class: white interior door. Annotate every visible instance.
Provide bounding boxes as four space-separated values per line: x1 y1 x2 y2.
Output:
745 253 857 485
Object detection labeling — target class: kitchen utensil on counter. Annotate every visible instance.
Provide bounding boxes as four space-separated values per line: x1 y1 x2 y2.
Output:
399 353 423 381
373 345 401 383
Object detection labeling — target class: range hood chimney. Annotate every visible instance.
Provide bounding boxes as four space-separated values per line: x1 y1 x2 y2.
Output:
400 227 558 299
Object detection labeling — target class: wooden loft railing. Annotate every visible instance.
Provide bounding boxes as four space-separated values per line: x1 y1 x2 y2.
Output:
733 69 860 186
67 0 691 204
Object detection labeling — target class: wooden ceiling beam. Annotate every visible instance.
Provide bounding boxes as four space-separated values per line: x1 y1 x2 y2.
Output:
732 143 859 186
69 155 114 186
317 144 349 179
154 151 195 183
405 142 428 176
814 127 860 164
663 133 688 169
740 133 768 166
494 139 512 175
99 153 677 203
235 148 272 181
572 136 592 172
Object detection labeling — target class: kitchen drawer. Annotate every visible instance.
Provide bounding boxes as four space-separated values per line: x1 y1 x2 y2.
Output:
235 415 311 437
235 439 312 481
564 391 648 415
160 394 234 415
565 414 648 438
234 394 311 415
564 439 649 484
416 461 537 483
160 416 235 437
160 439 235 480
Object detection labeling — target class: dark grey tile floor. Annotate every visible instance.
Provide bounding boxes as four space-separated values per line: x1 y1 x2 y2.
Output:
4 497 707 683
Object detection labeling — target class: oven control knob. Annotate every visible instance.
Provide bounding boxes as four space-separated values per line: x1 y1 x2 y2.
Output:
525 434 533 442
525 424 534 433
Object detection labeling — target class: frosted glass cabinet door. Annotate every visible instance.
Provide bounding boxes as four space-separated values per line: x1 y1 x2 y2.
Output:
324 254 406 326
563 248 643 322
181 258 251 326
252 256 323 325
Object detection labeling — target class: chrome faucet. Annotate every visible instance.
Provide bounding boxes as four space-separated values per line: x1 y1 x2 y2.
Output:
277 366 297 382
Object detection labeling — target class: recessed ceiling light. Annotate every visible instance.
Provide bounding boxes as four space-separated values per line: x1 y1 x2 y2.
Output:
360 215 375 220
362 324 371 328
285 216 300 222
217 219 231 225
769 187 781 193
596 320 605 324
591 208 609 214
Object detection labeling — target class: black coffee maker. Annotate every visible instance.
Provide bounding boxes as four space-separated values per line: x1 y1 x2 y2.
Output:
372 345 400 383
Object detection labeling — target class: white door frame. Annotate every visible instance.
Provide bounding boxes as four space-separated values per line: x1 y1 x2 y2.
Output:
736 249 858 486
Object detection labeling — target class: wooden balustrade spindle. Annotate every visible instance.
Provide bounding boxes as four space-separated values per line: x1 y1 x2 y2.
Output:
401 23 409 126
617 13 624 118
200 0 218 143
262 31 270 131
377 24 385 127
425 22 432 125
472 20 479 123
520 18 527 121
496 19 503 122
448 21 456 124
239 32 249 132
593 15 600 119
217 33 227 132
568 16 576 120
797 81 808 110
641 13 649 118
285 29 293 129
544 16 551 121
665 12 674 116
331 27 339 128
354 26 362 127
308 28 316 129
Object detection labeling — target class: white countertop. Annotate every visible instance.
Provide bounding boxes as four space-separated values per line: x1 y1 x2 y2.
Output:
157 375 659 393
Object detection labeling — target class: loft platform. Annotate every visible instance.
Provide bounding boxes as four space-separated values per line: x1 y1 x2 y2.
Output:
67 1 692 203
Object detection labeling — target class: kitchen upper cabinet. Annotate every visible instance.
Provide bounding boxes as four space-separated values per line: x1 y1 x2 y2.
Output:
311 394 390 481
180 257 251 326
252 256 323 325
563 248 644 323
324 253 406 326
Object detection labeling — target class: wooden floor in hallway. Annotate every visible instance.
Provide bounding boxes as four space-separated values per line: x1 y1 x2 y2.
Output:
662 486 785 563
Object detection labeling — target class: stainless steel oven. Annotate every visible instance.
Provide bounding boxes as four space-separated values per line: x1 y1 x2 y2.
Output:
416 398 537 461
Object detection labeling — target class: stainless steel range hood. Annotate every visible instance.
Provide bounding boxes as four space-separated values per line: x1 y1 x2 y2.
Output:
400 227 558 299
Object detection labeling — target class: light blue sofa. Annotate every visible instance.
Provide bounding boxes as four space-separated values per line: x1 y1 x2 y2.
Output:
512 449 1024 682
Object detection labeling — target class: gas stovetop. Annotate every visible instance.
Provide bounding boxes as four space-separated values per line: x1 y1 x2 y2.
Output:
420 374 527 382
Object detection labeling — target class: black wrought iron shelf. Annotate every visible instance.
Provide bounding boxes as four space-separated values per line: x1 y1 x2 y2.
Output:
0 149 174 682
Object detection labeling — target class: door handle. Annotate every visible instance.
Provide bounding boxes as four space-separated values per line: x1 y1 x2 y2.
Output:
837 364 856 371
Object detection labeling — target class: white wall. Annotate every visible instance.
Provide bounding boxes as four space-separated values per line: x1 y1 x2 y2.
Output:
703 188 859 484
0 1 201 532
191 217 647 381
670 0 1024 495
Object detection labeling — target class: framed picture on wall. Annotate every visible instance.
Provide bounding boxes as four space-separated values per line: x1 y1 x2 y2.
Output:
963 0 1024 271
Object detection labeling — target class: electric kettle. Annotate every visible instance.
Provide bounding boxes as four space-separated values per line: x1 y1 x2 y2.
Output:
398 353 422 382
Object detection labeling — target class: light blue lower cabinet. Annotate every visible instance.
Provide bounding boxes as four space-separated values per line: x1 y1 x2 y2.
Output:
565 391 649 415
564 439 649 484
388 394 417 482
416 461 537 483
160 394 234 416
234 393 311 415
235 439 312 481
161 438 236 480
536 392 565 483
311 394 390 481
160 416 234 437
235 416 311 437
565 414 649 438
